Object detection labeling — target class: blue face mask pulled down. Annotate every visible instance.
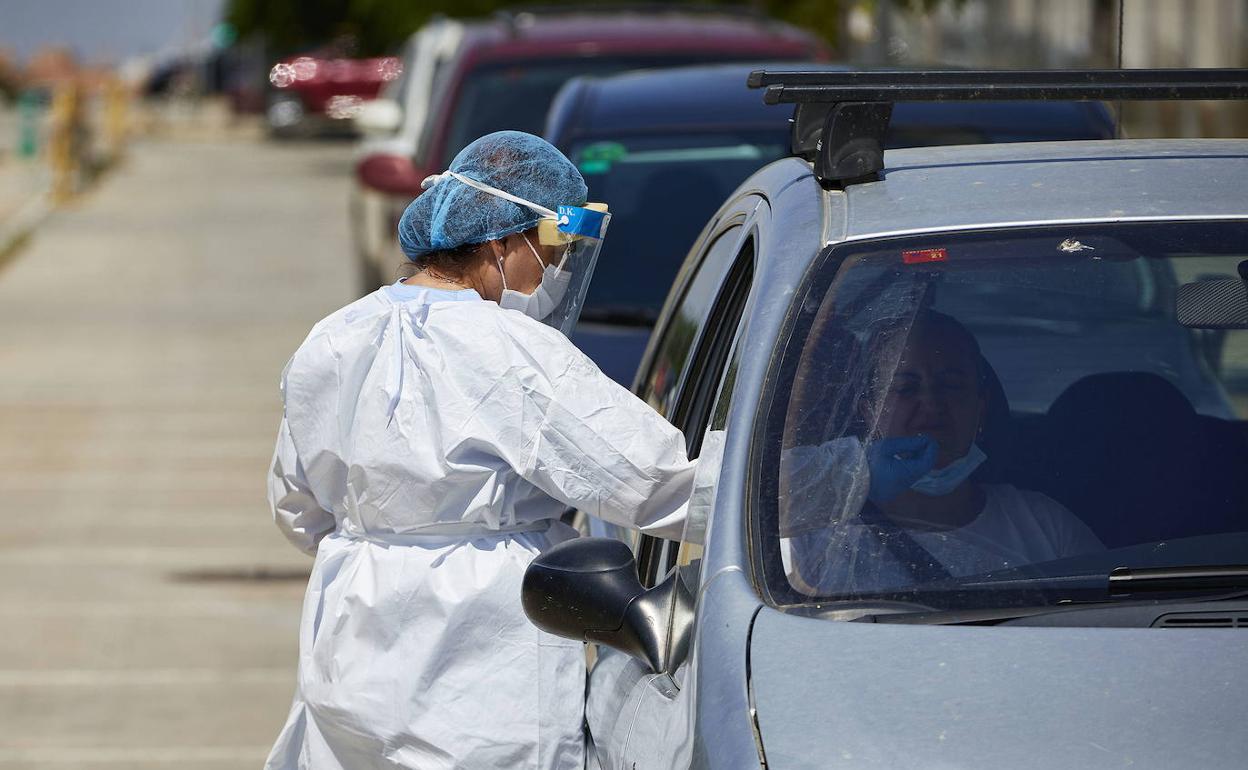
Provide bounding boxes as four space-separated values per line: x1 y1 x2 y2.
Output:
909 442 987 496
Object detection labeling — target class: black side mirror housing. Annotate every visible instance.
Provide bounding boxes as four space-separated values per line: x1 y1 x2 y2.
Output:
522 537 694 674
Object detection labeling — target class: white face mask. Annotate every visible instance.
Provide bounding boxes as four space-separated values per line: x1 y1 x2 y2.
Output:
909 442 987 496
497 234 572 322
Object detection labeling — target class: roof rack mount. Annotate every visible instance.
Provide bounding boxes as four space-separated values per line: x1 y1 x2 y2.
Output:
746 68 1248 188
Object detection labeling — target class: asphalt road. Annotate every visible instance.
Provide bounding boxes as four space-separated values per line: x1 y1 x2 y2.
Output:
0 134 357 768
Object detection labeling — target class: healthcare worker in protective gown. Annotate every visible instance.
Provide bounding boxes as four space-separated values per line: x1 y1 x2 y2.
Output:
264 131 697 770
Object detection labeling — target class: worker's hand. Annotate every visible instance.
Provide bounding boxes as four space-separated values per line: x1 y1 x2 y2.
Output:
865 435 938 504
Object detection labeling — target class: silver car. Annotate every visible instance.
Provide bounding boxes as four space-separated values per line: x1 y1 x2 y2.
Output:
525 70 1248 769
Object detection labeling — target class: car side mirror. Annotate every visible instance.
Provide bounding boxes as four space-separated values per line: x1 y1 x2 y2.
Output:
522 537 694 674
354 98 403 135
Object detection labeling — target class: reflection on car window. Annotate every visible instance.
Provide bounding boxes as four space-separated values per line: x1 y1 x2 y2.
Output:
760 222 1248 611
639 226 743 418
569 134 784 322
442 57 722 167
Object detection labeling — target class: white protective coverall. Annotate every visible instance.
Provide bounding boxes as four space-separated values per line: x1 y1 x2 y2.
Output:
264 283 695 770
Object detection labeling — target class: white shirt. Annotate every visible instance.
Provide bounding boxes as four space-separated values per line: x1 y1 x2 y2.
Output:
786 484 1104 594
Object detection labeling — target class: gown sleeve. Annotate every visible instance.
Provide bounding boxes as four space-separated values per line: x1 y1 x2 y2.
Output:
480 319 698 541
268 415 336 556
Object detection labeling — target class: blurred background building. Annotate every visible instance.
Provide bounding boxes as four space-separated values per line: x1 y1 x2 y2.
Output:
849 0 1248 136
3 1 1245 138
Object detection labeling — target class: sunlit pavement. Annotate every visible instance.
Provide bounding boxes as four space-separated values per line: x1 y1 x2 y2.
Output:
0 132 356 768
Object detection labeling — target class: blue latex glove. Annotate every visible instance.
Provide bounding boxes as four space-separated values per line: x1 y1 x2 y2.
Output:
866 435 939 504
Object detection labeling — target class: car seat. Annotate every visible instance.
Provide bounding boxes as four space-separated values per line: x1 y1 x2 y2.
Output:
1042 372 1202 548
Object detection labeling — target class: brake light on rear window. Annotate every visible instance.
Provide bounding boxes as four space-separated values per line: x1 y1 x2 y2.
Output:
902 248 948 264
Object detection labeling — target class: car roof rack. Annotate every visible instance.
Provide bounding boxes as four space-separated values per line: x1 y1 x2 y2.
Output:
745 68 1248 189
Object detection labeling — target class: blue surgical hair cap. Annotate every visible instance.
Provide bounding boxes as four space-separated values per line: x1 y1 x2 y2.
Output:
397 130 588 261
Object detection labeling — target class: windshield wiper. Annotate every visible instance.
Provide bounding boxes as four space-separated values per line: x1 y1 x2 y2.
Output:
1108 565 1248 594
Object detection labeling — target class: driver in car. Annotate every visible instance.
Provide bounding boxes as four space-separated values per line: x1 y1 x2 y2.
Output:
785 310 1103 594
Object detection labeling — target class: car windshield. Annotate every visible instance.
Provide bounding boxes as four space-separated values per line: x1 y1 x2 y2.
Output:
569 133 786 323
759 221 1248 613
442 57 718 168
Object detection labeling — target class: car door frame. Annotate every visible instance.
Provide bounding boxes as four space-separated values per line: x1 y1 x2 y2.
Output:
586 192 766 769
629 196 762 585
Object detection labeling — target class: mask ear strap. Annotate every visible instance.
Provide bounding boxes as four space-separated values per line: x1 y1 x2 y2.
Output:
495 253 509 292
521 234 546 271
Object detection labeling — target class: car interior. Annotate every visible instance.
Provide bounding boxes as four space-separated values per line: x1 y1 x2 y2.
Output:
771 238 1248 598
985 369 1248 550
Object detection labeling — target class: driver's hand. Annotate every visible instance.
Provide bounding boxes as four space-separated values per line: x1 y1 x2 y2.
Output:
866 435 938 504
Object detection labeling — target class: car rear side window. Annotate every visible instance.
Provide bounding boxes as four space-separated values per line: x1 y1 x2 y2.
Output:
568 134 785 324
441 57 727 167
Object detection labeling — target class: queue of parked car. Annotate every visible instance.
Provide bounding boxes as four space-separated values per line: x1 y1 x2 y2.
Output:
269 8 1248 768
543 61 1115 384
334 5 1117 386
346 6 828 294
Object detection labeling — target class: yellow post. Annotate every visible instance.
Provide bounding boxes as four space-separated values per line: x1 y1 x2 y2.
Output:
104 76 129 163
48 82 81 202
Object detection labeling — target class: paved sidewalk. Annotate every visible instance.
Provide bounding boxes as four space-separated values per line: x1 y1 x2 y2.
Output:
0 133 356 768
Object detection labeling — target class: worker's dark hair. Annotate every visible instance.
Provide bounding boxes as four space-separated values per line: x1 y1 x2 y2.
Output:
398 241 483 279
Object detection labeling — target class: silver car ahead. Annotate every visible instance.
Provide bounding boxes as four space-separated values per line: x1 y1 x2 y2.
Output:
525 70 1248 769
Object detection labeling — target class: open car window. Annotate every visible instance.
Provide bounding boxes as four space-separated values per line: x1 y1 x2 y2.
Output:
633 223 755 586
757 221 1248 612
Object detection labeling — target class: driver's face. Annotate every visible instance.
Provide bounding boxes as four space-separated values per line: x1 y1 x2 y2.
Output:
875 323 985 468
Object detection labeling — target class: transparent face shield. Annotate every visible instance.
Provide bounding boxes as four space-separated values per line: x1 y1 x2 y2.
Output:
433 171 610 335
528 203 610 335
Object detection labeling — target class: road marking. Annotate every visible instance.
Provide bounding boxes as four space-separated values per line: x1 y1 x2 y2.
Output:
0 601 301 618
0 746 271 764
0 547 308 567
0 473 272 492
0 667 291 687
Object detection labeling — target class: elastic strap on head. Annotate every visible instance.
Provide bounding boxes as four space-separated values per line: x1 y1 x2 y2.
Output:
446 171 558 220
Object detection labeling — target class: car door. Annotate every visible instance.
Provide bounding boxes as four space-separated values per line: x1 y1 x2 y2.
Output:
585 194 764 770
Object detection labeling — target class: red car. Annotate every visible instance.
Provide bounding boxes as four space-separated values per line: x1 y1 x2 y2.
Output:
267 48 402 137
350 7 827 291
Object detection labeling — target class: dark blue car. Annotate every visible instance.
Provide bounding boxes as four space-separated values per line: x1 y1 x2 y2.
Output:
545 63 1115 386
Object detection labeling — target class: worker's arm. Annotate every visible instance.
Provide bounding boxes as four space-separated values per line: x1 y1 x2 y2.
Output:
268 415 335 556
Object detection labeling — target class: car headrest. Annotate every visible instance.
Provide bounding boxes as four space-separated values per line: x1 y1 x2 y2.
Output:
1044 371 1200 546
1048 371 1196 438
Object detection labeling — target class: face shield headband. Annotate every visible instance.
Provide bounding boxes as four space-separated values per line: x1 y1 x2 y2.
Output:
421 171 610 335
421 171 609 244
